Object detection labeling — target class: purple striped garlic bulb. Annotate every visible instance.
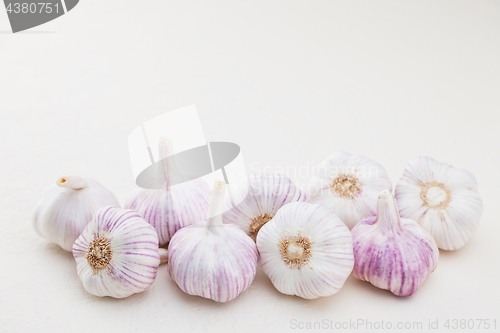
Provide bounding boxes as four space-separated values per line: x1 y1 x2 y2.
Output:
256 202 354 299
73 206 166 298
395 156 483 251
308 152 392 229
352 190 439 297
168 181 258 303
222 173 307 241
33 176 120 251
125 138 211 246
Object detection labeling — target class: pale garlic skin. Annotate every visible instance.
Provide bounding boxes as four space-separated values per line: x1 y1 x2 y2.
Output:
168 181 258 303
395 156 483 250
222 173 307 241
352 190 439 297
124 137 211 246
124 180 211 246
257 202 354 299
73 206 161 298
33 176 120 251
308 152 392 229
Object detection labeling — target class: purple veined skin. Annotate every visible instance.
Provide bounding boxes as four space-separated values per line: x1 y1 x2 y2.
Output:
351 190 439 297
222 172 307 241
73 206 161 298
125 179 210 246
125 137 211 246
168 181 259 303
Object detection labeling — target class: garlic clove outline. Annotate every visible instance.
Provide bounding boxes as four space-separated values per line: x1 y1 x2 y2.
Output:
33 176 120 251
256 202 354 299
308 152 393 229
351 190 439 296
394 156 483 250
73 206 161 298
168 181 259 303
222 172 307 241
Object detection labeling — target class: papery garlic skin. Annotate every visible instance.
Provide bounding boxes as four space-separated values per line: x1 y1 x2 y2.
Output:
257 202 354 299
73 206 161 298
158 248 168 264
168 181 258 303
125 138 211 246
33 176 120 251
222 173 307 241
352 190 439 297
395 156 483 250
125 180 210 246
308 152 392 229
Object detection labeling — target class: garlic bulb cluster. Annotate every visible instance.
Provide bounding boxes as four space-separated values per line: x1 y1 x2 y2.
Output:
223 173 307 241
168 181 259 303
308 152 392 229
125 138 211 246
351 190 439 296
33 176 120 251
73 206 162 298
395 156 483 251
33 141 483 302
257 202 354 299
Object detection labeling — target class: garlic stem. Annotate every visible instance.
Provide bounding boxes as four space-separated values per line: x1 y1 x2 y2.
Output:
376 190 401 231
56 176 87 190
207 181 226 227
158 137 173 189
158 248 168 264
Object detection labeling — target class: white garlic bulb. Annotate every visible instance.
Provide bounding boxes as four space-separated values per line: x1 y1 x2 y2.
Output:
352 190 439 296
256 202 354 299
222 173 307 241
73 206 161 298
168 181 259 303
125 138 211 246
395 156 483 250
308 152 393 229
33 176 120 251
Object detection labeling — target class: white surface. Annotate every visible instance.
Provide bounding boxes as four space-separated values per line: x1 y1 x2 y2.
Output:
1 1 499 332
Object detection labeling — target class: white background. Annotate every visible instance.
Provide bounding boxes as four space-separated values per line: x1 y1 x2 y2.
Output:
1 1 499 332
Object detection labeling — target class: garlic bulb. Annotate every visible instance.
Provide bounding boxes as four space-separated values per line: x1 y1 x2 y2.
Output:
352 190 439 296
73 206 161 298
168 181 258 303
33 176 120 251
308 152 393 229
395 156 483 250
125 138 211 246
222 173 307 241
256 202 354 299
